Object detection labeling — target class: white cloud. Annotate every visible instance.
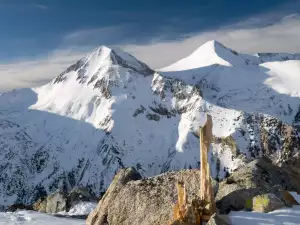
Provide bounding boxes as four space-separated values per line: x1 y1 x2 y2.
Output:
1 13 300 92
0 50 86 92
122 15 300 69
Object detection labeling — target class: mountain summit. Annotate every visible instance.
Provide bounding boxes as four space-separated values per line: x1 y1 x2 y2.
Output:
160 40 258 72
0 41 300 207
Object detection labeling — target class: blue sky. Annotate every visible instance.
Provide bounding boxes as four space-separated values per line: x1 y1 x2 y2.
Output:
0 0 298 61
0 0 300 91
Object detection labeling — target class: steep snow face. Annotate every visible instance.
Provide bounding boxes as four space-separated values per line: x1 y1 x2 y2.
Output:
31 46 154 130
262 60 300 96
0 41 300 207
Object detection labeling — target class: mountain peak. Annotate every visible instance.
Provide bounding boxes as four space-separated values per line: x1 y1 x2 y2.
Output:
200 39 226 49
160 40 255 72
52 45 154 85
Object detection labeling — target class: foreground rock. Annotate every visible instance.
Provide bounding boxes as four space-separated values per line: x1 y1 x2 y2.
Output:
216 157 300 213
86 168 210 225
33 186 98 215
87 158 300 224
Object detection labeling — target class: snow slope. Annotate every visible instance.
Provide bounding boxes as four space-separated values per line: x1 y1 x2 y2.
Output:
230 206 300 225
0 41 300 206
229 193 300 225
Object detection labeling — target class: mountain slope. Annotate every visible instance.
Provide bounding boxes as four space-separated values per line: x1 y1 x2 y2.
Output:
159 41 300 172
0 46 207 206
0 41 300 206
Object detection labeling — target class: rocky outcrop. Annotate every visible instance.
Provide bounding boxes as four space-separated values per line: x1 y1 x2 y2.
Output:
216 157 300 213
33 186 98 214
34 191 67 214
86 168 214 225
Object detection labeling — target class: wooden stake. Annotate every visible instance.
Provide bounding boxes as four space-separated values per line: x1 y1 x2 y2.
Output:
176 181 187 216
199 114 216 216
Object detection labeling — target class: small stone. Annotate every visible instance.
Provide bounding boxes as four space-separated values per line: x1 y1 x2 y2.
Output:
252 193 285 213
206 213 231 225
280 191 299 207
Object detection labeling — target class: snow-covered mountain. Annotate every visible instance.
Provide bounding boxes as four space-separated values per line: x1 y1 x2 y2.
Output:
0 40 300 207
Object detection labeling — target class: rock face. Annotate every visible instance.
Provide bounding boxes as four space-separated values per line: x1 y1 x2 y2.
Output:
33 186 98 214
86 168 208 225
216 157 300 213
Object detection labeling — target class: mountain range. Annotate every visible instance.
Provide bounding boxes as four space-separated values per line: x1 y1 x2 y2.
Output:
0 40 300 206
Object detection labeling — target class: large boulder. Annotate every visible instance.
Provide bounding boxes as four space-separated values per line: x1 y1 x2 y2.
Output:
216 157 300 213
86 168 207 225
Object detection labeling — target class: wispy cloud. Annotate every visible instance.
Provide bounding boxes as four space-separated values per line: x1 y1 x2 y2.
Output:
32 4 48 10
0 50 86 92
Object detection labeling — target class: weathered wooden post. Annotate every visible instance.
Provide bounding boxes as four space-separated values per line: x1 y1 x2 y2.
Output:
171 114 216 224
199 114 216 219
173 181 188 221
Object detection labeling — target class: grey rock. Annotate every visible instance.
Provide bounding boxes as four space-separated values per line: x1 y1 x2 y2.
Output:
33 186 98 214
